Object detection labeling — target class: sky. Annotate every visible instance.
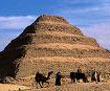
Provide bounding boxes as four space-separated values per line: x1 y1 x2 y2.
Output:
0 0 110 51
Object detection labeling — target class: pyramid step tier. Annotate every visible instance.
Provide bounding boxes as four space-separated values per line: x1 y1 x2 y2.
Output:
2 44 109 63
5 32 99 50
31 57 110 63
30 33 98 46
22 22 83 36
29 31 84 37
25 45 110 58
34 43 100 50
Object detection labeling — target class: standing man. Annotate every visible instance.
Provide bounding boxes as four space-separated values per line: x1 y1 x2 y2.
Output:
55 72 62 86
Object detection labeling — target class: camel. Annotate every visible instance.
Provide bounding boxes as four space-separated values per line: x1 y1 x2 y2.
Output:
35 71 53 88
70 69 88 83
70 72 88 83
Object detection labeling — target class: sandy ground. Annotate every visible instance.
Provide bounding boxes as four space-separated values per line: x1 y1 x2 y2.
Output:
1 81 110 91
31 82 110 91
0 81 110 91
0 84 30 91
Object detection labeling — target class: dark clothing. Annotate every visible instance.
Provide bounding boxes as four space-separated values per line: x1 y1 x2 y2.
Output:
91 71 100 82
55 72 62 86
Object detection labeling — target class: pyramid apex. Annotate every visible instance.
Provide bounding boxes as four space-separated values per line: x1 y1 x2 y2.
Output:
35 14 69 24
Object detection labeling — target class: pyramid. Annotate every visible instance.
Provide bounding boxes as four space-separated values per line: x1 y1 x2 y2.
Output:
0 14 110 86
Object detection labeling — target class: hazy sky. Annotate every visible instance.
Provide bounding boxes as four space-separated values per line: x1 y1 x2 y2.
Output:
0 0 110 51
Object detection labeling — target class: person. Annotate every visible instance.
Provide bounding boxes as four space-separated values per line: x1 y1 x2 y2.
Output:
77 68 82 73
91 71 101 83
55 72 62 86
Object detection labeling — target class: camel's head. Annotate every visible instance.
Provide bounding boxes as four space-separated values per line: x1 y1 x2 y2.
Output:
46 71 53 80
48 71 53 75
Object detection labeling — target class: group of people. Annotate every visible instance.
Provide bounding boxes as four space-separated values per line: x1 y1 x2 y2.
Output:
35 68 101 88
55 68 101 86
70 68 101 83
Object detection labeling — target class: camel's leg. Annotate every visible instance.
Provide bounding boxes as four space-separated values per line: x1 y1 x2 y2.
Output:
46 81 49 87
41 81 44 86
35 82 39 89
39 82 43 88
42 81 46 88
91 77 96 82
73 78 75 83
71 79 73 83
71 78 75 83
83 77 88 83
77 78 80 83
46 81 49 85
70 78 72 83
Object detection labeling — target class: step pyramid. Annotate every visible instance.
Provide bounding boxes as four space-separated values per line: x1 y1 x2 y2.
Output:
0 14 110 86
